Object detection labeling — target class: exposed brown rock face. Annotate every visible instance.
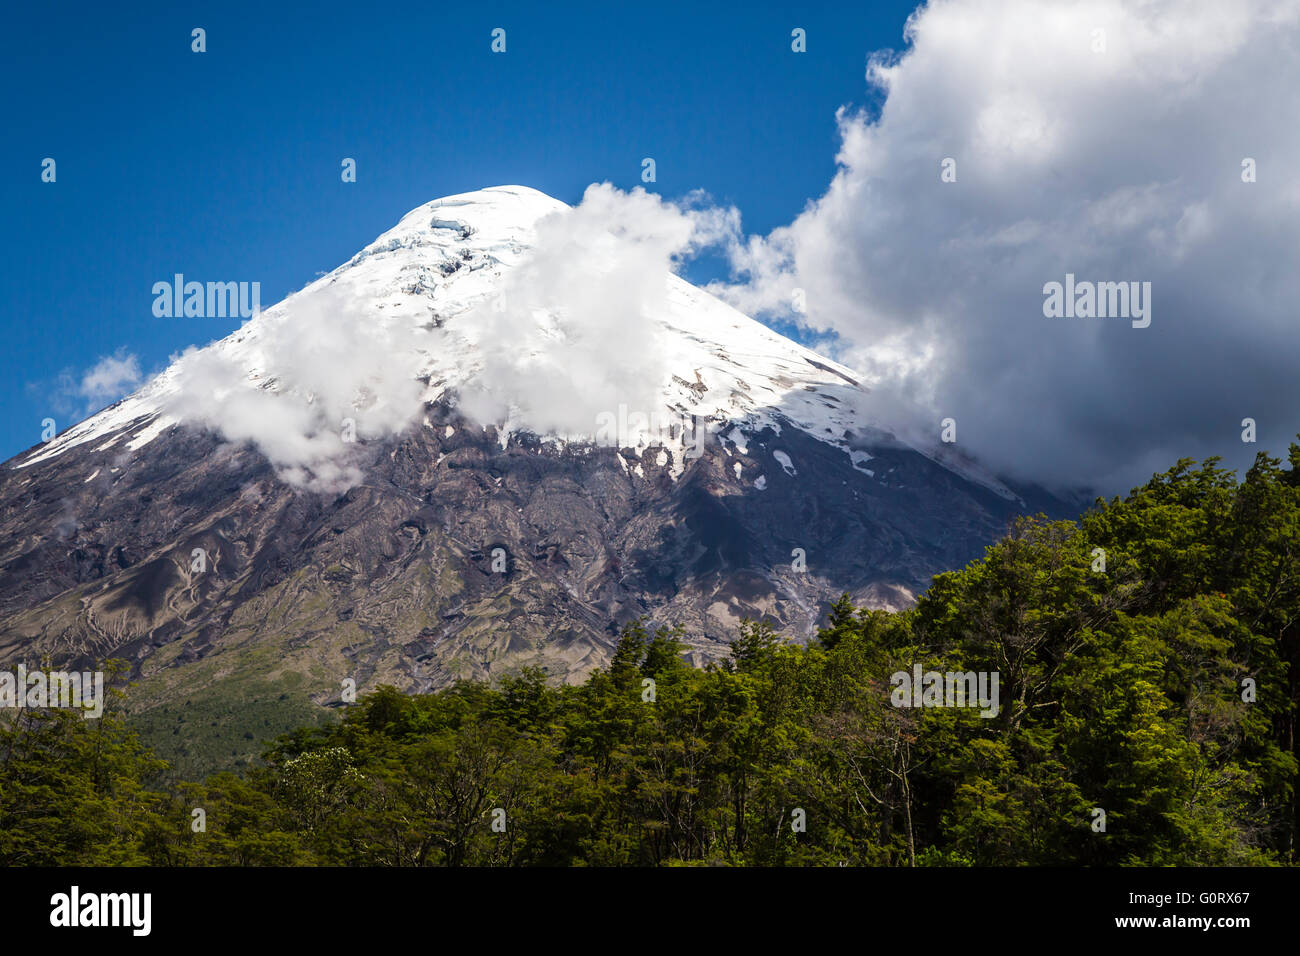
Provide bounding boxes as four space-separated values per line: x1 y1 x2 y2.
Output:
0 395 1065 706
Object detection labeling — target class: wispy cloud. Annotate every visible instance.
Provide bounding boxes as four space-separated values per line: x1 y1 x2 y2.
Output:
34 347 146 421
77 348 142 406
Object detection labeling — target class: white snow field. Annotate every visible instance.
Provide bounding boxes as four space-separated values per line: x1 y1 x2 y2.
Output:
20 185 1019 502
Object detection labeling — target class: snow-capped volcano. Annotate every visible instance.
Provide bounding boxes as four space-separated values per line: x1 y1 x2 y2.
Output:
17 185 1018 501
0 185 1070 772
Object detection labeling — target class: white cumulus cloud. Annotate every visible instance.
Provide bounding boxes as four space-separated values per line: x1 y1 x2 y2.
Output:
163 289 435 493
713 0 1300 491
454 182 739 438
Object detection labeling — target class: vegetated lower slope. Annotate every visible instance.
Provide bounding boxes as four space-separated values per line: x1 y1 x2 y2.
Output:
3 446 1296 866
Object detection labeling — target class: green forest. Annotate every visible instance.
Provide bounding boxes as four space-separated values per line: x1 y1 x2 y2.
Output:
3 447 1299 866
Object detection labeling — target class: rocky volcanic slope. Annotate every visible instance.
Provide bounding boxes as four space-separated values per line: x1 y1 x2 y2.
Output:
0 186 1071 768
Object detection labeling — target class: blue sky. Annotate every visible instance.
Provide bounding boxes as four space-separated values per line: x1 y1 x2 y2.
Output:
0 0 916 462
